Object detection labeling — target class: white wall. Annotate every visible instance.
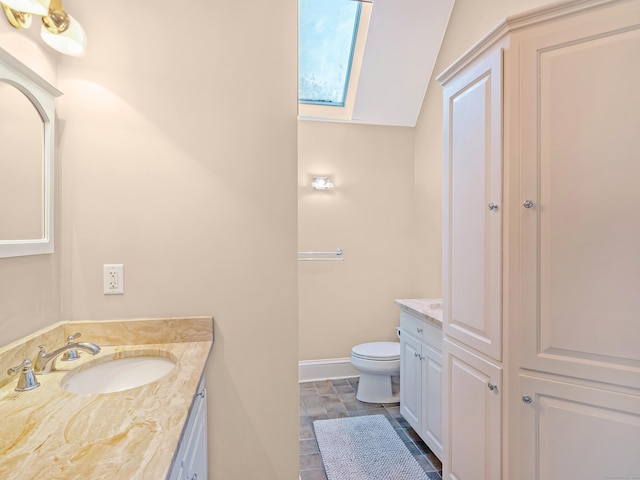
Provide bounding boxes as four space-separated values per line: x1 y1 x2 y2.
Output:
4 0 300 478
298 120 419 360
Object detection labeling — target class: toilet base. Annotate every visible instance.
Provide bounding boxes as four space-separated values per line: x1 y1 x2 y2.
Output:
356 372 399 404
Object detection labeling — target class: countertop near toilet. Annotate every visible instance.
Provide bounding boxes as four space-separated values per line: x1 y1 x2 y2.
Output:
0 317 213 480
395 298 443 327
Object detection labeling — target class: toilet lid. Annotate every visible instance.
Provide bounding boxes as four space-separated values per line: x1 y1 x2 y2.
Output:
352 342 400 360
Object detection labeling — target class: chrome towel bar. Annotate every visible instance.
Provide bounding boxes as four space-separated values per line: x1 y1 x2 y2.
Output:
298 248 344 261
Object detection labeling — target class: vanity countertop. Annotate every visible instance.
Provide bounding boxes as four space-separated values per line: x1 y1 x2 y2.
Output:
0 317 213 480
395 298 443 326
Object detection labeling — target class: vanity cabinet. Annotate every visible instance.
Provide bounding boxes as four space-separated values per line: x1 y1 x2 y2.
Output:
399 309 444 461
168 376 208 480
439 1 640 479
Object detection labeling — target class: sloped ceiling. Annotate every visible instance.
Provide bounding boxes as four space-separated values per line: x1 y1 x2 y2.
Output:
300 0 455 127
353 0 455 126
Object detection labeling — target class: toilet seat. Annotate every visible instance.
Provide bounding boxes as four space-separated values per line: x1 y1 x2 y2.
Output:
351 342 400 361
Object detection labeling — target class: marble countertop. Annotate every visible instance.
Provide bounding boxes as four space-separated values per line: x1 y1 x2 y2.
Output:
395 298 443 325
0 317 213 480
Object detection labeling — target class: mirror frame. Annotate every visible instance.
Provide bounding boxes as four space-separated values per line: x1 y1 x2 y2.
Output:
0 47 62 258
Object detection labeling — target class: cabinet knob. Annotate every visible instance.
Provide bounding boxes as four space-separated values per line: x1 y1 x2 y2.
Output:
523 200 534 209
488 202 498 211
522 395 532 404
487 382 497 392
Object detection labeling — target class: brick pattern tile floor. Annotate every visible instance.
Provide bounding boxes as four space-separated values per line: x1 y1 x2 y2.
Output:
300 378 442 480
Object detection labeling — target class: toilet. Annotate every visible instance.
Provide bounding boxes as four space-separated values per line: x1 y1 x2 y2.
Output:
350 341 401 403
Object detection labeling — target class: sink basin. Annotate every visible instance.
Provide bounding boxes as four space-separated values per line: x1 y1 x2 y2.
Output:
61 356 176 394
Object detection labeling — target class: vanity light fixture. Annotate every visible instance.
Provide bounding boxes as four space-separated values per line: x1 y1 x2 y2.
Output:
1 0 86 56
2 3 31 28
312 177 334 190
2 0 48 15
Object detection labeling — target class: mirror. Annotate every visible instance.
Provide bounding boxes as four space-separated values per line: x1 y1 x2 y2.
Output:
0 48 61 258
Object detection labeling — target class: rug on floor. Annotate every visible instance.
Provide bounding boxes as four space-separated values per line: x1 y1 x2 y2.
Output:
313 414 430 480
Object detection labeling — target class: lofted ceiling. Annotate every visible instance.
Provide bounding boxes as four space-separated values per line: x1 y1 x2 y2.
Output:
299 0 455 127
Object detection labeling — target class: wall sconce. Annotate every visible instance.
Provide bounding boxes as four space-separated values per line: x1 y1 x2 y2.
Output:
1 0 86 56
312 177 334 190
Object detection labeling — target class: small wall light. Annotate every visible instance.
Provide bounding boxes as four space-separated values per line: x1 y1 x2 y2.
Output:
312 177 334 190
1 0 87 56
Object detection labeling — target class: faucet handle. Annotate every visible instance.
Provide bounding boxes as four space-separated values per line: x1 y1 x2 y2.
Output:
61 332 82 362
7 359 40 392
67 332 81 343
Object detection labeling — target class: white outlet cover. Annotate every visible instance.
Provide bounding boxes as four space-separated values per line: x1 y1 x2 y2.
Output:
103 264 124 295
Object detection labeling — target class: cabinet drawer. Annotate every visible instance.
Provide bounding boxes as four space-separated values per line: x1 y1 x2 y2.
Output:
400 310 442 348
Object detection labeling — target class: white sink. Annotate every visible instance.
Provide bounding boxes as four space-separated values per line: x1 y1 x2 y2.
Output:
61 356 176 394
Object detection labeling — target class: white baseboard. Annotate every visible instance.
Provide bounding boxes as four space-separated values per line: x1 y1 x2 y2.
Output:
299 357 359 382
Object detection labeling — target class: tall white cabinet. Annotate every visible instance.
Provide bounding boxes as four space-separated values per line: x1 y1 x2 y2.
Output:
440 39 505 480
438 1 640 479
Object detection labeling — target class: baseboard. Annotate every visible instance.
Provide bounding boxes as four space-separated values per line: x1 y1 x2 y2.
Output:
299 357 359 382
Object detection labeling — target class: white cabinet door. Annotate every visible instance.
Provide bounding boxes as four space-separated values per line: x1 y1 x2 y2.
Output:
183 388 208 480
168 458 184 480
519 2 640 390
399 312 445 462
400 331 423 433
444 339 501 480
422 342 443 461
519 374 640 480
442 46 503 362
168 379 208 480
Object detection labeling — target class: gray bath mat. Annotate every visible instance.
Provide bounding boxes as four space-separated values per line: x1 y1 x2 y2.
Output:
313 414 430 480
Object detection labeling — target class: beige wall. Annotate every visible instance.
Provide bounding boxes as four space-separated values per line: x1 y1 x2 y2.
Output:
299 0 559 364
414 0 557 296
298 120 419 360
2 0 299 477
0 25 60 345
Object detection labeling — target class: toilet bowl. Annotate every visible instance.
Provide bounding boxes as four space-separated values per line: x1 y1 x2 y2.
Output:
350 341 401 404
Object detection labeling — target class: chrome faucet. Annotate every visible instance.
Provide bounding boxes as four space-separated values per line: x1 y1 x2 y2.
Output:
7 359 40 391
34 341 101 374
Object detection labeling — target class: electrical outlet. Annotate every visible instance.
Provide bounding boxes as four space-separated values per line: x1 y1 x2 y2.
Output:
103 264 124 295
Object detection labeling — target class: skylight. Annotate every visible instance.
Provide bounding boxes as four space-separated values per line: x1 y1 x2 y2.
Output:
298 0 453 126
298 0 362 107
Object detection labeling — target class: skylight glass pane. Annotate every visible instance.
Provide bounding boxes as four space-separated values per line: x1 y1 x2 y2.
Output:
299 0 361 107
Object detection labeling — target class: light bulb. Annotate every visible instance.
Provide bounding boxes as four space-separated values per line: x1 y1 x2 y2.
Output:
41 13 86 56
312 177 334 190
1 0 50 16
